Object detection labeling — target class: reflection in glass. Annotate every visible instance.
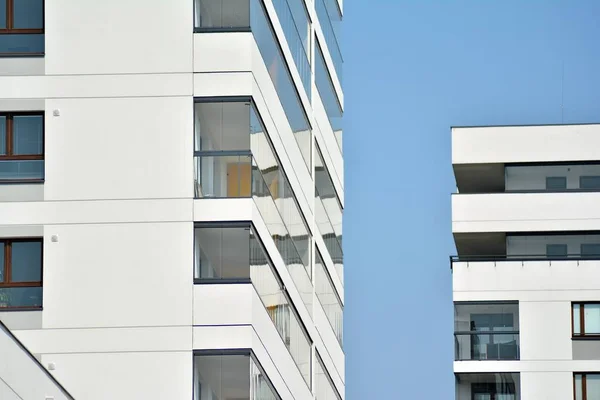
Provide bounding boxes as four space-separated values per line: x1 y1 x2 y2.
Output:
193 0 251 30
14 115 43 155
0 287 42 308
0 160 44 180
11 241 42 282
13 0 44 29
193 353 278 400
506 164 600 192
507 233 600 259
315 353 341 400
0 34 44 54
455 373 519 400
316 251 343 345
315 0 342 81
315 42 343 151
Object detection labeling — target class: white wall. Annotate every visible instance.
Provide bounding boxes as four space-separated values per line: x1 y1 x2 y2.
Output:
452 124 600 165
45 0 193 75
452 192 600 233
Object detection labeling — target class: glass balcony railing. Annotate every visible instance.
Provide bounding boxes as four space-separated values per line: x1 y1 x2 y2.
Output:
316 251 343 346
316 0 342 81
194 224 312 389
193 151 313 318
505 163 600 192
456 373 520 400
455 332 520 361
272 0 311 99
194 352 279 400
194 152 253 198
194 1 313 173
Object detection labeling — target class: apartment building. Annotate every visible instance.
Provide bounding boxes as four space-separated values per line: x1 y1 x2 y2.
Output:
451 123 600 400
0 0 344 399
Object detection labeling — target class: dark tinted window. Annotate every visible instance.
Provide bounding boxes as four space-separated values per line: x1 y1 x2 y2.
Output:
546 176 566 190
546 244 568 258
580 176 600 189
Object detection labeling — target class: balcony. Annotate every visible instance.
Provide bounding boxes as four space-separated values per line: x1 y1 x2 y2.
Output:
456 373 520 400
193 99 313 316
194 351 278 400
194 223 312 388
454 302 519 361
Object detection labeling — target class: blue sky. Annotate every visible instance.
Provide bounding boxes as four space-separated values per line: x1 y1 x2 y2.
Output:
343 1 600 398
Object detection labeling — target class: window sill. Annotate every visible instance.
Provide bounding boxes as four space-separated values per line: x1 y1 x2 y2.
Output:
572 336 600 341
0 307 42 312
0 53 44 58
194 278 252 285
194 27 251 33
0 179 44 184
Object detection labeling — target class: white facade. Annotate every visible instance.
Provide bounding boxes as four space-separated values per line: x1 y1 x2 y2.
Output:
0 0 344 399
452 124 600 400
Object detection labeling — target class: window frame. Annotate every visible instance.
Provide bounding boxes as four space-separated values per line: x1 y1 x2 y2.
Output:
0 0 45 33
574 373 600 400
0 111 45 182
572 302 600 338
0 0 45 56
0 237 43 310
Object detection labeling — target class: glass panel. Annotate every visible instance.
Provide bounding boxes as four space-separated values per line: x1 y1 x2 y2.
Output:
455 302 519 332
581 175 600 189
13 0 44 29
13 115 43 155
193 0 250 30
584 304 600 334
588 374 600 399
250 358 278 400
581 243 600 257
194 102 251 152
0 34 44 54
316 251 343 345
194 226 250 280
251 0 312 172
507 233 600 258
0 160 44 180
0 243 4 282
315 42 343 151
546 244 567 258
315 354 340 400
454 333 519 360
574 304 581 335
0 0 6 29
506 164 600 192
0 287 42 308
316 0 342 81
545 176 566 190
0 116 6 155
194 354 250 400
575 374 583 400
455 373 519 400
272 0 311 98
194 153 252 198
289 308 311 388
315 144 343 280
11 241 42 282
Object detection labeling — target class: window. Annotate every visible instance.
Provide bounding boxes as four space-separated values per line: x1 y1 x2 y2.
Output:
573 303 600 337
0 238 42 309
581 176 600 190
0 0 44 55
193 351 279 400
582 244 600 258
574 373 600 400
545 176 566 190
546 244 568 258
0 112 44 181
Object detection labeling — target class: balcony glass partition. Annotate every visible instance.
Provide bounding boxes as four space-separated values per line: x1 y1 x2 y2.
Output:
315 144 343 281
272 0 311 99
316 251 343 345
505 163 600 192
315 352 342 400
456 373 520 400
194 352 279 400
316 0 342 81
507 233 600 259
454 302 519 361
194 99 314 318
194 0 312 172
315 41 343 151
194 225 311 388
